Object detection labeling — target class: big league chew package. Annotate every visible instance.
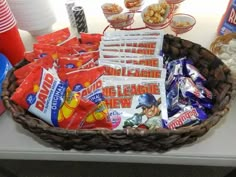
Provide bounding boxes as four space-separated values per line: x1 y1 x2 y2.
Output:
99 30 168 130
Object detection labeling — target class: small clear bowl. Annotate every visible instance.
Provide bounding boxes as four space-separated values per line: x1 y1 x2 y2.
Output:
107 12 134 29
170 13 196 35
124 0 143 11
165 0 185 4
101 3 123 18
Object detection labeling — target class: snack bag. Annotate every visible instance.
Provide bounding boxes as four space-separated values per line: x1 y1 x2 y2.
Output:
24 51 37 62
217 0 236 35
59 66 112 129
33 44 75 59
36 28 71 45
57 53 96 69
14 56 54 84
72 43 99 54
100 39 163 54
57 60 95 75
99 60 166 78
99 51 151 58
165 57 213 129
165 105 208 129
11 67 97 130
60 37 80 47
100 46 157 55
100 40 158 48
99 55 163 67
74 51 100 61
80 32 102 49
102 76 168 130
103 30 164 40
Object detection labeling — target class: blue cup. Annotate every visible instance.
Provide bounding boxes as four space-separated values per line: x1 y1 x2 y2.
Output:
0 53 12 115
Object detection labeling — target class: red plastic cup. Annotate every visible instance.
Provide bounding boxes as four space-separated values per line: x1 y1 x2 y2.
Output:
0 0 25 66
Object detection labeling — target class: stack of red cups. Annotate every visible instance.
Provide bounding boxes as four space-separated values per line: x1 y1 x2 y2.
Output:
0 0 25 66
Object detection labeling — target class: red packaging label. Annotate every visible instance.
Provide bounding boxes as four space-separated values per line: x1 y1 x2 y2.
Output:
59 66 112 129
14 56 54 84
99 60 166 78
36 28 70 45
60 37 80 47
33 44 75 59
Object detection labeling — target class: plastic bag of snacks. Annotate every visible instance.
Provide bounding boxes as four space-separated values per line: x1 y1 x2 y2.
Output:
58 66 112 129
14 56 54 84
11 67 98 130
99 54 163 67
10 28 114 130
101 32 164 56
99 60 166 78
102 76 168 130
164 57 213 129
98 30 168 130
103 30 164 40
36 28 71 45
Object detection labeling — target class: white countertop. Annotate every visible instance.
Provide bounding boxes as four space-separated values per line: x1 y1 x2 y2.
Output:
1 0 235 167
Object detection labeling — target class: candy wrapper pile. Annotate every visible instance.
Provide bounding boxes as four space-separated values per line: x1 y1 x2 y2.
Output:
10 28 213 130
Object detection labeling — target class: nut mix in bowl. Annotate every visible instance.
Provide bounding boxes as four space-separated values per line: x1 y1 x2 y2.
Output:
141 2 172 29
107 12 134 29
101 3 123 18
124 0 143 11
170 13 196 34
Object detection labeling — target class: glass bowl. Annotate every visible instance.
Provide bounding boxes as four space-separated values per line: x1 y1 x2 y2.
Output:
101 3 123 18
141 2 173 29
107 12 134 29
170 13 196 35
165 0 185 4
124 0 143 11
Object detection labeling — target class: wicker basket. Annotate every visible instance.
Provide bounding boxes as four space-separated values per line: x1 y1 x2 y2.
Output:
2 34 235 152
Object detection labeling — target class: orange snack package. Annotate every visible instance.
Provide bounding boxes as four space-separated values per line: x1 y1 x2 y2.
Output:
11 67 97 130
80 32 102 46
33 44 75 59
36 28 71 45
72 43 99 54
14 56 54 84
59 66 112 129
57 61 95 76
24 51 37 62
60 37 80 47
57 53 96 69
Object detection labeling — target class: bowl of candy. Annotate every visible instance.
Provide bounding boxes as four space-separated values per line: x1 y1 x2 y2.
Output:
170 13 196 35
141 2 173 29
107 12 134 29
124 0 143 11
101 3 123 18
